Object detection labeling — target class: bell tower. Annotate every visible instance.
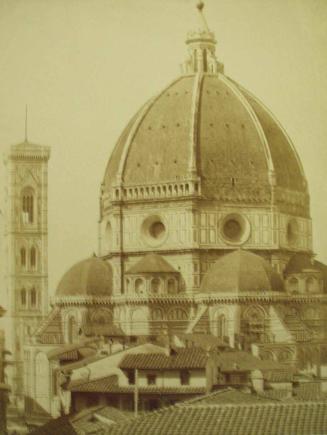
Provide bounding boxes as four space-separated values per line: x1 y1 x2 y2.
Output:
3 135 50 407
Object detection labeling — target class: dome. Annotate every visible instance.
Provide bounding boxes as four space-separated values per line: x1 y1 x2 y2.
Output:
104 75 306 196
102 4 308 216
56 257 113 297
200 250 284 294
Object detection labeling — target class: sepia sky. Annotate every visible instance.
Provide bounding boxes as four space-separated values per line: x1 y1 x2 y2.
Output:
0 0 326 293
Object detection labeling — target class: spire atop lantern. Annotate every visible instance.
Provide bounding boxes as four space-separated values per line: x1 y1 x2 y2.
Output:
182 1 224 74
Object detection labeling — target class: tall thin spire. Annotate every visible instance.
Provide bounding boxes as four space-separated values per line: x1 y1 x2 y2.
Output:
196 1 210 34
181 1 224 74
25 104 28 143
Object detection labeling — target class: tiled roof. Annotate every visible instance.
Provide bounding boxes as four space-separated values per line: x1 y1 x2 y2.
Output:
106 402 327 435
29 416 77 435
264 370 294 383
293 382 327 401
71 406 132 434
119 347 207 370
259 389 291 401
59 350 80 361
69 375 205 395
284 253 319 274
35 307 65 344
179 388 277 405
83 323 125 337
47 340 98 361
69 375 119 393
126 254 178 274
73 420 109 435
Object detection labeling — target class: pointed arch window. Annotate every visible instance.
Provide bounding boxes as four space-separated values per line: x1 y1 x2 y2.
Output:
30 247 37 269
22 187 35 224
21 288 26 306
31 288 37 307
20 248 26 268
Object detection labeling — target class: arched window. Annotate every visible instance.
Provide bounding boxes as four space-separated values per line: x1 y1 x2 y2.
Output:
217 314 226 338
151 278 161 294
152 308 164 321
30 247 36 269
22 187 35 224
21 288 26 306
168 308 188 321
20 248 26 268
135 279 145 295
306 277 316 293
31 288 37 307
289 277 299 293
167 279 176 294
126 278 131 293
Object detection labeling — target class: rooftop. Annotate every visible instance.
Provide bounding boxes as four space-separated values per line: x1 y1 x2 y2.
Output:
126 254 178 275
106 402 327 435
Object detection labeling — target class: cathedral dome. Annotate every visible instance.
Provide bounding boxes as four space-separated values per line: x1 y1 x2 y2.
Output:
56 257 113 297
102 3 308 215
200 250 284 294
104 75 306 199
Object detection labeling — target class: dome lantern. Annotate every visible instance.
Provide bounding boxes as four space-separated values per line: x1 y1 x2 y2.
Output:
182 1 224 74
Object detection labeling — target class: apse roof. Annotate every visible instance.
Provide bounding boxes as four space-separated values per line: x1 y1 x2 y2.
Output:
125 253 178 274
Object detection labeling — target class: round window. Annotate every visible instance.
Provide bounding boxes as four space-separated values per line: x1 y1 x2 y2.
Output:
149 222 165 239
220 213 250 245
141 215 167 247
223 219 242 241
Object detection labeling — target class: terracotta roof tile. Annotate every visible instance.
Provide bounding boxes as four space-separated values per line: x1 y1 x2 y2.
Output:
106 402 327 435
179 388 277 405
119 348 207 370
30 416 77 435
69 375 119 393
69 375 205 395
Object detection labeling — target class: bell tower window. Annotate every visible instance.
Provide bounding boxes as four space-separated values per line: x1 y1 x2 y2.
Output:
22 187 35 224
31 288 37 307
30 247 37 270
21 289 26 307
20 247 26 269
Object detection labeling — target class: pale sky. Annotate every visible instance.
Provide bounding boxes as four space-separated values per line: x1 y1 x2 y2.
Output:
0 0 326 294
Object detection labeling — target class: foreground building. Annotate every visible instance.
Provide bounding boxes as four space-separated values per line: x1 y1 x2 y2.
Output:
1 0 326 426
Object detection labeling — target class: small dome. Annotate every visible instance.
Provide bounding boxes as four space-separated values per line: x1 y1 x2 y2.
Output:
56 257 113 297
200 250 284 294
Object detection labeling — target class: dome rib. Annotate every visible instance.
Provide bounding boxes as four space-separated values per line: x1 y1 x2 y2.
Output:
220 74 275 180
117 76 185 186
236 83 307 190
189 72 204 177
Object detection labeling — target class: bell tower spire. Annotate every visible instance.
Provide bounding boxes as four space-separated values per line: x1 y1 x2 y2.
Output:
182 1 224 74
